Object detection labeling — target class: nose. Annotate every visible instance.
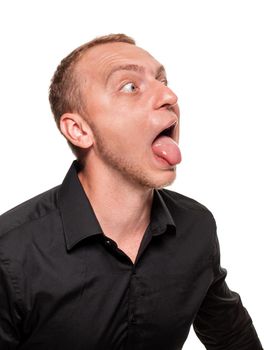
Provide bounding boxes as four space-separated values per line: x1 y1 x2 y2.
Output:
153 81 178 111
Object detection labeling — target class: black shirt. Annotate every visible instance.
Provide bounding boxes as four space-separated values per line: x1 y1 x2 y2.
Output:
0 161 262 350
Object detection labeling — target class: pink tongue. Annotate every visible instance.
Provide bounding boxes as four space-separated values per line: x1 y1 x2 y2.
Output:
152 135 182 165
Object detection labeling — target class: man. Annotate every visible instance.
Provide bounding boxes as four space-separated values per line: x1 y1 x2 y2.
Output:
0 34 262 349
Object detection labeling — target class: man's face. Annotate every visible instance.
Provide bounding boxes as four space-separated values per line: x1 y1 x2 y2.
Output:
77 42 180 189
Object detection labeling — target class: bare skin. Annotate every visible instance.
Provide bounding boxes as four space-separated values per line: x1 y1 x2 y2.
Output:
60 42 180 263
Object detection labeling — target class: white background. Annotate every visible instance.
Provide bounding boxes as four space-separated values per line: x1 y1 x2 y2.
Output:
0 0 263 347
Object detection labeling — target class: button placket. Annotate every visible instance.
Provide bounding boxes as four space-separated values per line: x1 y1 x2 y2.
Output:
128 270 139 327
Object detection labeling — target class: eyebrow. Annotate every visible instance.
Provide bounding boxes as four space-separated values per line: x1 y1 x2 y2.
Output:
105 64 166 84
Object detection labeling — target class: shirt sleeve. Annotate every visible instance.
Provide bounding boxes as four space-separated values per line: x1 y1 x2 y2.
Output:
193 229 263 350
0 255 21 349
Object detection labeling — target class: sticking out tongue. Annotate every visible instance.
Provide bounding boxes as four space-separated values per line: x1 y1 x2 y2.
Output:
152 135 182 166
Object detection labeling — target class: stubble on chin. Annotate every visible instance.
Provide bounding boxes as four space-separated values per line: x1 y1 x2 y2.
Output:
93 130 176 189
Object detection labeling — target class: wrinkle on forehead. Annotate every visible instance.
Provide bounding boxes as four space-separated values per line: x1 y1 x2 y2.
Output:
76 42 162 85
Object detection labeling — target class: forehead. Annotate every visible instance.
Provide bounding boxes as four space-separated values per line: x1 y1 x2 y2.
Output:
77 42 163 81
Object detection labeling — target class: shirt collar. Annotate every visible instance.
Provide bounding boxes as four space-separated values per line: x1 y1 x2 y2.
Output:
150 189 176 236
58 161 176 251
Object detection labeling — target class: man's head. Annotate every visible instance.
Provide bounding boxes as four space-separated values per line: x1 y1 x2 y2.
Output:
49 34 181 189
49 34 135 154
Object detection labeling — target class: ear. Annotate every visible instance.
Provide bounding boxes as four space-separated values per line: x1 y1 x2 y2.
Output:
59 113 94 149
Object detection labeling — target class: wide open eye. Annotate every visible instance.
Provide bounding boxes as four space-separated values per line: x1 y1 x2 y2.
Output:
121 82 137 93
160 78 168 86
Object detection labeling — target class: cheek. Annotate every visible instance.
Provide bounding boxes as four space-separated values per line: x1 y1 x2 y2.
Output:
90 99 150 146
99 123 146 152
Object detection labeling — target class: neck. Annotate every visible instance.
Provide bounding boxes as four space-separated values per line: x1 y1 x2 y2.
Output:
78 158 154 243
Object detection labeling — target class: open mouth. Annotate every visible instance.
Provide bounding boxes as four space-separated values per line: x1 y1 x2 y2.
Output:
153 122 176 143
151 120 181 166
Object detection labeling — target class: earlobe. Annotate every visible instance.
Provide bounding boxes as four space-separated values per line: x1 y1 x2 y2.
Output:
59 113 94 149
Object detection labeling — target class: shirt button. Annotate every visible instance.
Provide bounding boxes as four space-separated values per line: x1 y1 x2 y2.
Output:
130 315 137 324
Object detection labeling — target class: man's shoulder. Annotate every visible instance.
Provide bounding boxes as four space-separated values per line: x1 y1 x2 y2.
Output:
160 188 216 222
160 188 210 211
0 185 60 238
159 188 217 237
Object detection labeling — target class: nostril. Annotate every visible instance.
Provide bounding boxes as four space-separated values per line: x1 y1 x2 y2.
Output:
160 103 173 110
154 84 178 111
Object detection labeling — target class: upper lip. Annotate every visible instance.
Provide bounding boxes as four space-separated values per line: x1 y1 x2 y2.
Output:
152 118 178 143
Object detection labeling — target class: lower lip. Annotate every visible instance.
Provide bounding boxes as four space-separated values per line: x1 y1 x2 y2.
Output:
152 152 175 169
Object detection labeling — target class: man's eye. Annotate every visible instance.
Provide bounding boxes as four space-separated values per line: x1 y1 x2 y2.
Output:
121 82 137 93
161 78 168 86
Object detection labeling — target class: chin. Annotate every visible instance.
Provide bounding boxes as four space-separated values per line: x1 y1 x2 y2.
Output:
154 171 177 189
140 168 177 190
